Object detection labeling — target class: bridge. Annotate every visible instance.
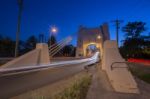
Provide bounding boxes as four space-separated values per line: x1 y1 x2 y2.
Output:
0 23 139 98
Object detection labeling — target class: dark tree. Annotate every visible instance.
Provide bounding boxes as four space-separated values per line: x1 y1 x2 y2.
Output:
47 35 57 46
24 35 38 53
122 21 146 39
0 37 15 57
62 44 76 57
120 21 150 59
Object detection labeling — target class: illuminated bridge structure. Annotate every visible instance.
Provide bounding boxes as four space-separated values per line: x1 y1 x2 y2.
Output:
0 23 139 96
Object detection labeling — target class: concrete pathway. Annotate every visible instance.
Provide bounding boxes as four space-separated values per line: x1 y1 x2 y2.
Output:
86 63 150 99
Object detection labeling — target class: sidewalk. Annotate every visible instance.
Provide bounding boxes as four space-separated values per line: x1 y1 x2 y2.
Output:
86 63 150 99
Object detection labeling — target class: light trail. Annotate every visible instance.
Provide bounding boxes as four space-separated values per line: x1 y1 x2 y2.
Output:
0 52 99 76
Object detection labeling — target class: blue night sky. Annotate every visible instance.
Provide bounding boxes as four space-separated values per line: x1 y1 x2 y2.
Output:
0 0 150 46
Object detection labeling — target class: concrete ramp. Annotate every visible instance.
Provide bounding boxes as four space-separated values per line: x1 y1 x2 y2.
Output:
102 40 139 93
0 43 50 69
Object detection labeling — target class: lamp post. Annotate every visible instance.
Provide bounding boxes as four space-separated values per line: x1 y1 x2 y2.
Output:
15 0 23 57
97 35 101 55
49 26 58 59
97 35 101 39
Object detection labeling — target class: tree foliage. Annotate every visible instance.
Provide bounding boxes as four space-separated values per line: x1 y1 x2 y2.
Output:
0 34 76 57
120 21 150 59
0 36 15 57
122 21 146 38
0 37 15 57
62 44 76 57
25 36 38 50
0 35 38 57
47 35 57 47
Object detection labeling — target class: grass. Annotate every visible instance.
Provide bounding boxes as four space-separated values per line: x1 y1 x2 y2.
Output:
11 71 92 99
138 74 150 83
55 74 92 99
128 63 150 84
0 61 7 66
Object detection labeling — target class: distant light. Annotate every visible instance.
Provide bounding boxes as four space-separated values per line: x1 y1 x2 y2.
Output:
50 26 58 34
97 35 101 39
52 28 57 33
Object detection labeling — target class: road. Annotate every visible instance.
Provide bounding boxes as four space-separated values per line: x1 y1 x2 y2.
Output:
0 60 95 99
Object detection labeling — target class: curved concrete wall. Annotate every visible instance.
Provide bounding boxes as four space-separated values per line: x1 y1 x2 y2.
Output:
102 40 139 93
0 50 40 68
0 43 50 69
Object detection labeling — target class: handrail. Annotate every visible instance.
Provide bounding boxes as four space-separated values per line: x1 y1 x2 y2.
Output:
111 61 129 70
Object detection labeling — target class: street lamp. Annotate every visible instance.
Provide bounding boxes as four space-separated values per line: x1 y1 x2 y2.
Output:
49 26 58 59
50 26 58 34
97 35 101 39
96 35 101 53
51 27 57 33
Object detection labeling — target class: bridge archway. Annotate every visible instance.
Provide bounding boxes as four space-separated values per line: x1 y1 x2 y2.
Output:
85 43 100 57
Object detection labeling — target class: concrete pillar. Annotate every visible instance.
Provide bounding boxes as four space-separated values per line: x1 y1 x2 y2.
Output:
36 43 50 65
0 43 50 69
102 40 139 93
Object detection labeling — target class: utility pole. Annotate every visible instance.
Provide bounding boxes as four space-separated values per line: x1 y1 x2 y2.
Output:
15 0 23 57
112 19 123 46
39 33 44 43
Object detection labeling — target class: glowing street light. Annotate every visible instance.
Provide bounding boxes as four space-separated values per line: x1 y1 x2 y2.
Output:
97 35 101 39
49 26 58 59
50 26 58 34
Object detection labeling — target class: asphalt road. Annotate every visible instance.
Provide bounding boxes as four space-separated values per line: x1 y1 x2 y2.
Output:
0 61 94 99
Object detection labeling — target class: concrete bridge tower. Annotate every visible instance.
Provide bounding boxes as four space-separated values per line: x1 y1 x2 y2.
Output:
76 23 110 57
